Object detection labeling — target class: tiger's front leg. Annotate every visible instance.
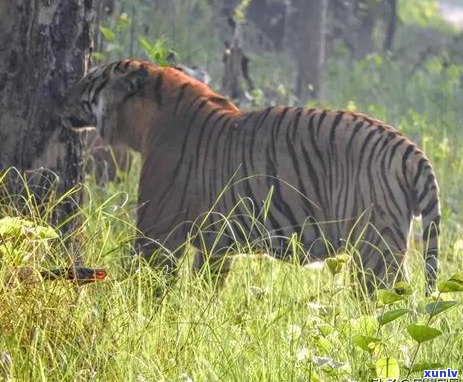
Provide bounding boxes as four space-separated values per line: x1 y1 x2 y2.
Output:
134 236 187 297
353 240 408 295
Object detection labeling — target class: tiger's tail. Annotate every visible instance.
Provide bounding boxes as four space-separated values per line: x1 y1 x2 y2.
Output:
410 152 441 295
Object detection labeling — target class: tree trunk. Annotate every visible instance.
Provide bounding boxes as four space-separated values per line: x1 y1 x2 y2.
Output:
222 18 254 103
288 0 328 101
246 0 287 51
383 0 397 52
0 1 94 231
328 0 384 59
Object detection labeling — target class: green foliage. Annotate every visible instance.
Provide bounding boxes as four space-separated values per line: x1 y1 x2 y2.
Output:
407 324 442 343
0 217 57 241
377 308 409 325
399 0 443 28
6 159 463 381
137 36 171 66
0 217 58 268
313 246 462 380
1 148 463 380
377 288 406 305
95 0 221 73
325 253 351 276
96 12 133 62
425 300 458 318
438 274 463 292
4 1 463 380
234 0 251 24
352 334 381 353
99 26 116 42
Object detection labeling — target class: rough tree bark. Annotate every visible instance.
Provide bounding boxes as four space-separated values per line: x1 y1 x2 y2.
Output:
288 0 328 101
0 1 94 229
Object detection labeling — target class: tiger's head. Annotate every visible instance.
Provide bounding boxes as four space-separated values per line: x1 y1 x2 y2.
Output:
61 60 221 151
62 60 160 151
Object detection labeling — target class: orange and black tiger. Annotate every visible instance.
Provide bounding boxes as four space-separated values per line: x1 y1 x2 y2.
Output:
62 59 440 294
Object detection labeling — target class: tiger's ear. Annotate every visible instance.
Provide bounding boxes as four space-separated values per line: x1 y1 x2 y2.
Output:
114 67 150 95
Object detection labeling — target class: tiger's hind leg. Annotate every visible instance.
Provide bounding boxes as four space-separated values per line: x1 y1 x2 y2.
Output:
192 250 234 291
190 222 239 291
352 239 407 296
134 237 188 298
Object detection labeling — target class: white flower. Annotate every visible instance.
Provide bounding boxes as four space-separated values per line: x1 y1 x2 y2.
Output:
179 373 194 382
287 324 302 341
296 347 309 362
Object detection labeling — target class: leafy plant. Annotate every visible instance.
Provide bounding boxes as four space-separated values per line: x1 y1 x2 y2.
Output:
137 36 171 66
348 276 461 380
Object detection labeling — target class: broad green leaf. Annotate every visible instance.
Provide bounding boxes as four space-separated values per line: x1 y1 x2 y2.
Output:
449 274 463 283
34 226 58 240
407 324 442 343
377 308 409 325
99 26 116 42
409 362 443 373
352 334 381 353
377 289 405 305
314 335 332 353
137 36 170 66
138 36 154 55
0 217 57 241
317 323 333 337
325 257 342 275
376 357 400 379
336 253 351 264
0 217 32 237
425 301 458 318
325 253 351 275
393 281 413 296
437 280 463 293
92 52 105 63
438 274 463 293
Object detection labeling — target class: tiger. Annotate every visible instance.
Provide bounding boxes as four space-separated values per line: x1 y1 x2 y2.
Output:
62 59 441 294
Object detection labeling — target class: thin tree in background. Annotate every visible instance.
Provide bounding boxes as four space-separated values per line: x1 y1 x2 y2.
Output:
288 0 328 101
328 0 393 59
384 0 397 52
0 1 94 231
222 16 255 102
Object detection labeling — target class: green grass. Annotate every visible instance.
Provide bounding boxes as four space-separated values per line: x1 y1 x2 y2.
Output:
2 51 463 380
1 223 462 381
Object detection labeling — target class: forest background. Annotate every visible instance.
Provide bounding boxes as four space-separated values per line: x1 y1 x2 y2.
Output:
1 0 463 381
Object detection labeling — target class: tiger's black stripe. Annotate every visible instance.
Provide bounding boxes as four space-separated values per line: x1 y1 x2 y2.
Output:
173 83 190 115
153 72 164 106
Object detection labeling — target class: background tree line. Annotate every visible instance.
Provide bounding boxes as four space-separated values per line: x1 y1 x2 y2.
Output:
0 0 462 233
92 0 448 102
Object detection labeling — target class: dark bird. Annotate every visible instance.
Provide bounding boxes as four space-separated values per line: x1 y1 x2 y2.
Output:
40 266 107 286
